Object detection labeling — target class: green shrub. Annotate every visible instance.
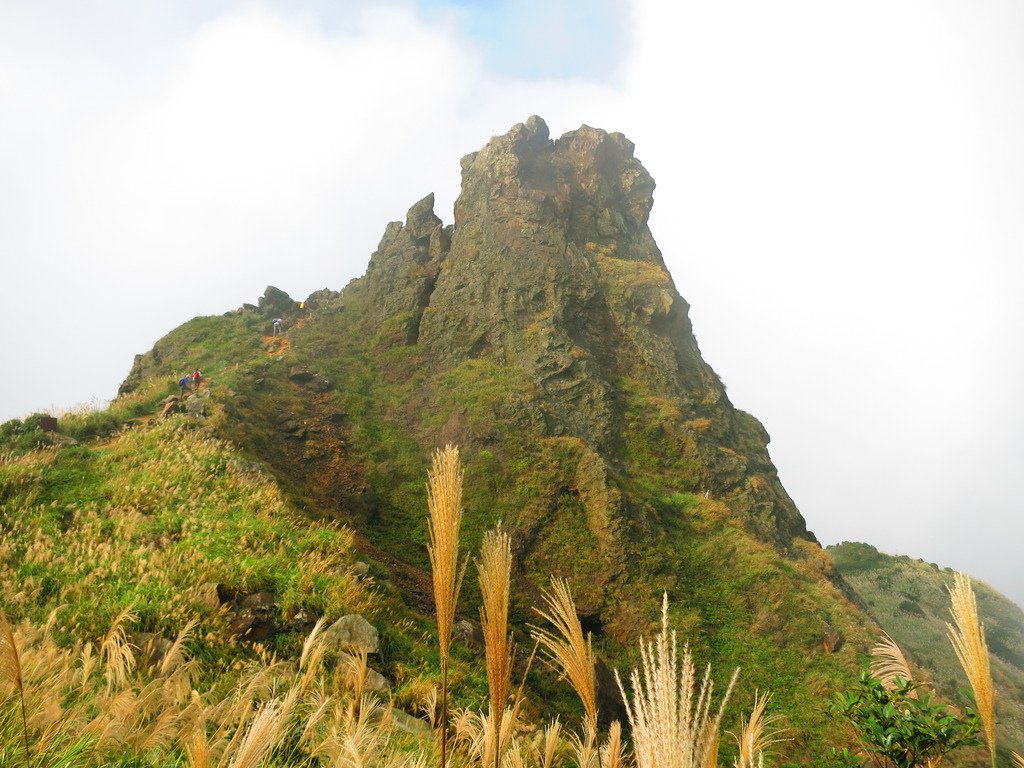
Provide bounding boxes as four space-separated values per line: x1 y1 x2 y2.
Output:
832 673 981 768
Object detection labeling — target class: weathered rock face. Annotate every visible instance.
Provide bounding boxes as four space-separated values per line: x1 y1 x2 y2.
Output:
354 116 811 547
362 192 450 345
321 614 380 654
259 285 296 315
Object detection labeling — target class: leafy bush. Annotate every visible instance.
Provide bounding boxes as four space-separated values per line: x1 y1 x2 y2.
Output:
832 673 981 768
0 417 47 453
829 542 888 573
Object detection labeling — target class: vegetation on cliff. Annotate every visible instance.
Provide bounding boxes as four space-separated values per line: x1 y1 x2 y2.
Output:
2 117 1018 766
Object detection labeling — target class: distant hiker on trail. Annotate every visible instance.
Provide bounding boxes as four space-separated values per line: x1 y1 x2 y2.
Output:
273 318 283 336
179 376 191 394
192 370 202 386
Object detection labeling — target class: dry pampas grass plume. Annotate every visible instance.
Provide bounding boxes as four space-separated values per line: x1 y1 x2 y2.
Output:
427 444 468 768
616 593 739 768
1 611 31 767
728 690 789 768
945 572 996 767
227 698 286 768
600 720 627 768
870 631 917 693
478 525 514 768
530 577 598 737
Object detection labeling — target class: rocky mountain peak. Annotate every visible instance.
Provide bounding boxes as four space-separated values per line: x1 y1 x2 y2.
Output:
454 115 658 262
347 117 812 547
420 118 709 434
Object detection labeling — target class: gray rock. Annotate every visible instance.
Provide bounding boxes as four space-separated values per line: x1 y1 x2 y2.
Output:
195 582 231 611
347 115 814 549
453 619 481 648
288 365 315 383
277 418 307 439
365 667 391 693
304 288 339 309
361 193 445 346
321 614 379 654
306 375 332 393
130 632 173 665
227 459 271 477
391 709 431 736
286 608 320 633
349 561 370 580
185 398 207 417
288 365 331 392
195 581 222 614
822 625 844 653
258 285 295 314
229 592 279 642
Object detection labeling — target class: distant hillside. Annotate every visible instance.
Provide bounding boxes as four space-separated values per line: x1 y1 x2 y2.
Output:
829 541 1024 761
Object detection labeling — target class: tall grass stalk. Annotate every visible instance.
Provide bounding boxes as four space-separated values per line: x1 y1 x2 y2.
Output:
478 527 513 768
945 572 996 767
530 578 598 740
228 698 285 768
869 632 916 694
533 718 563 768
728 690 788 768
615 593 739 768
599 721 626 768
427 444 467 768
0 612 30 768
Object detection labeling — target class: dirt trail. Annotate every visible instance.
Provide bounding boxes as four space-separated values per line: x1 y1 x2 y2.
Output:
263 335 290 356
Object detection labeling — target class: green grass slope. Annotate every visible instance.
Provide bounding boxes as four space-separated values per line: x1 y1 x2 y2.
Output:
82 292 888 764
0 411 517 765
829 541 1024 762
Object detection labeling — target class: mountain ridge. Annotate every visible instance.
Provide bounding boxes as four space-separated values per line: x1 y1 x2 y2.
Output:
110 117 881 759
13 116 1012 764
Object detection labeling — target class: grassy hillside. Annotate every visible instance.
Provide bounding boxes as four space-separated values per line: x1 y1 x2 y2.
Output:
0 389 517 762
829 541 1024 762
0 296 891 761
2 328 1010 765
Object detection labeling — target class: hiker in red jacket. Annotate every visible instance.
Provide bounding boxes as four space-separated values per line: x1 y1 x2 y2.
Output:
192 370 202 387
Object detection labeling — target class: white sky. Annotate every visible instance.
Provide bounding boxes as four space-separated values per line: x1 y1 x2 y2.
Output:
1 0 1022 607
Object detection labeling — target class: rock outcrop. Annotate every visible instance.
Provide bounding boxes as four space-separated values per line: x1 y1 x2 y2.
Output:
351 116 811 548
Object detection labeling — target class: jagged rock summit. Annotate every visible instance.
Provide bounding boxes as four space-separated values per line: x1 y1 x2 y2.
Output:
348 116 811 547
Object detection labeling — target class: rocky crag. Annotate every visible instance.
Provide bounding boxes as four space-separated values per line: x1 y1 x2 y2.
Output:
349 116 809 546
118 117 881 756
